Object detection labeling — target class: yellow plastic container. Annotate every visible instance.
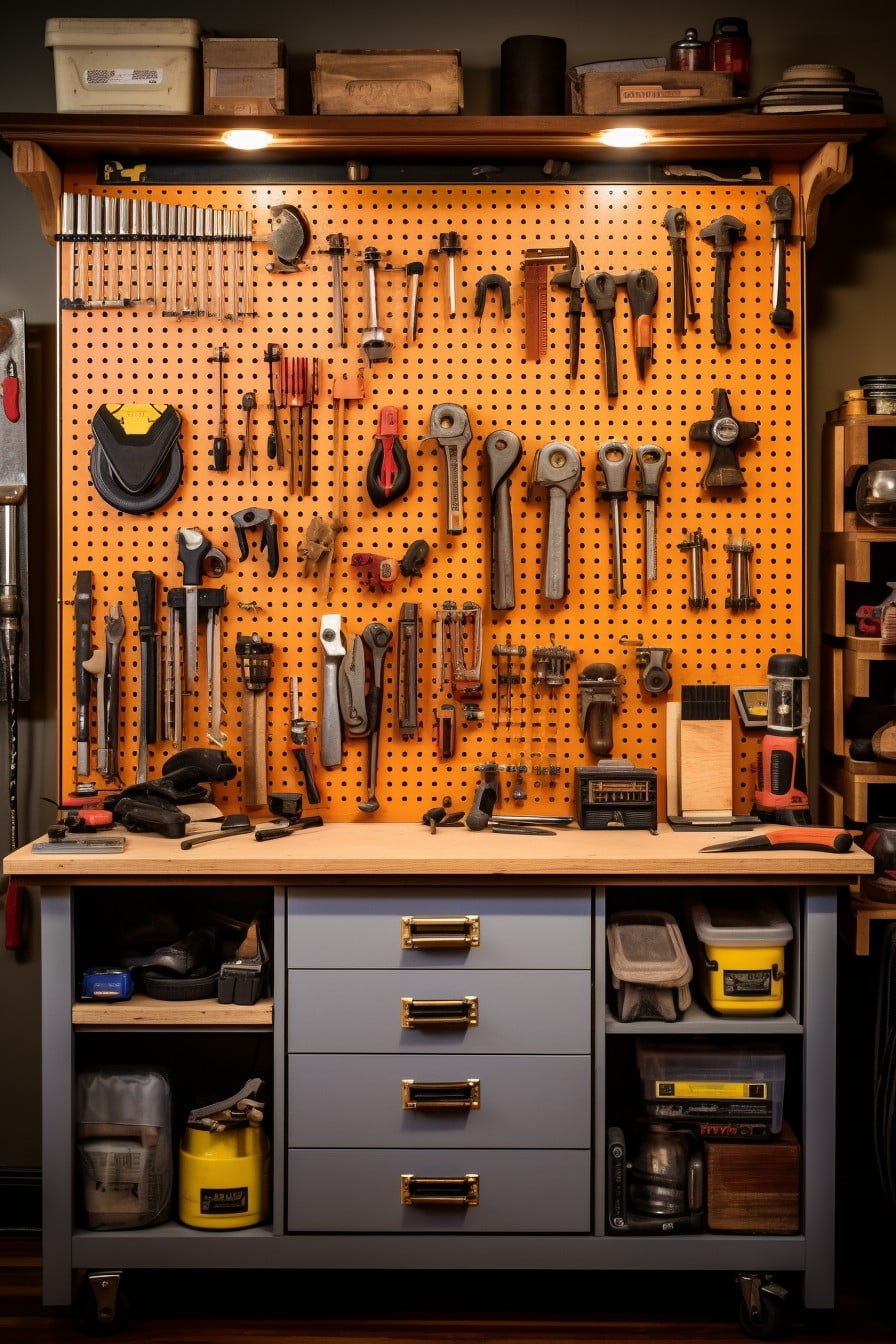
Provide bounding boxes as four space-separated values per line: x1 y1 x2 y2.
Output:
178 1125 271 1229
687 898 793 1016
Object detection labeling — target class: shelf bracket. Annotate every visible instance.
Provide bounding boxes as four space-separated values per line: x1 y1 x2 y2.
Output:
801 140 851 250
11 140 61 247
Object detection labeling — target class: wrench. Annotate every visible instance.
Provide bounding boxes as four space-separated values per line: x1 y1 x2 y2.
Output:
429 403 472 535
699 214 746 348
767 186 795 332
584 271 620 397
318 613 346 769
358 620 393 813
635 444 667 584
527 442 582 601
338 633 369 737
597 441 633 598
550 242 584 380
484 430 523 611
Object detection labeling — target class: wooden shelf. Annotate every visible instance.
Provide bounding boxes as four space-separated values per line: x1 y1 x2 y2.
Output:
72 992 272 1028
0 111 885 167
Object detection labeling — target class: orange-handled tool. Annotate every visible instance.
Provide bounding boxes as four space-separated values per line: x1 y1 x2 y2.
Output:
701 827 853 854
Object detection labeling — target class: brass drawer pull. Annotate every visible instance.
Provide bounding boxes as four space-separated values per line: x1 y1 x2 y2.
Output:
400 915 480 949
401 1174 479 1206
401 995 479 1028
401 1078 481 1109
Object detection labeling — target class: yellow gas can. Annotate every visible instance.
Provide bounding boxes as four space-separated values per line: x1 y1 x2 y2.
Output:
178 1125 271 1229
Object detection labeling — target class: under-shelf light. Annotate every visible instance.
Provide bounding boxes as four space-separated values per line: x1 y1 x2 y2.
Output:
597 127 651 149
221 128 275 151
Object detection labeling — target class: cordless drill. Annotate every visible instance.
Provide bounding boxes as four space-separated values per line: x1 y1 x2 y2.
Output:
753 653 812 825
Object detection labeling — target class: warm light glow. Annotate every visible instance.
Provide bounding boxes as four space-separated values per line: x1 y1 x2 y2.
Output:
221 129 275 150
597 127 651 148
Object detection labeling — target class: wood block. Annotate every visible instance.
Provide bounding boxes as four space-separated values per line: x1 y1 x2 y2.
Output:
678 719 733 814
705 1121 800 1233
204 67 287 116
311 50 463 115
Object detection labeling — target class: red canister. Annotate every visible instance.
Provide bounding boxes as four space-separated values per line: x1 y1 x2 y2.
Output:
710 17 751 94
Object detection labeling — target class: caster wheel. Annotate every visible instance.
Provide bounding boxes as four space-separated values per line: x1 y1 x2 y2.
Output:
737 1291 786 1340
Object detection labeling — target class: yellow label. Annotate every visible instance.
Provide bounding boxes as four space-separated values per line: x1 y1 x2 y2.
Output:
105 403 165 436
654 1081 769 1099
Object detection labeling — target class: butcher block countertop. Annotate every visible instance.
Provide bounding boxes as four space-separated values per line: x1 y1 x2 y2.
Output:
4 822 873 887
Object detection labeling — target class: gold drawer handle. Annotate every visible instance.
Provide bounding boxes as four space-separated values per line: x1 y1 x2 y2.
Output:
401 996 479 1028
401 1078 481 1110
401 1174 479 1207
401 915 480 949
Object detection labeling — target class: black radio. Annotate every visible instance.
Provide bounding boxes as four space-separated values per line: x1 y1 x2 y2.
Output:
574 760 658 831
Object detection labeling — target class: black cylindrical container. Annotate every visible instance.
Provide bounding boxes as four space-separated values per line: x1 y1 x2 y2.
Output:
500 35 568 115
669 27 709 72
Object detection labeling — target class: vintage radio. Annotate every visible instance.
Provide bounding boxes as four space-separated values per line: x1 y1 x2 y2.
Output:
574 760 658 831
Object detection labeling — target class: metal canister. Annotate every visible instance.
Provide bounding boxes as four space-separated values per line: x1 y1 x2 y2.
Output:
669 27 709 72
710 17 751 94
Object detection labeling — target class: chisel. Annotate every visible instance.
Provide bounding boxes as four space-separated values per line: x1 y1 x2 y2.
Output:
701 827 853 854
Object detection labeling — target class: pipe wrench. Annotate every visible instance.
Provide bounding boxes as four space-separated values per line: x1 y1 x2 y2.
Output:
428 403 472 535
527 442 582 601
318 614 346 769
484 430 523 611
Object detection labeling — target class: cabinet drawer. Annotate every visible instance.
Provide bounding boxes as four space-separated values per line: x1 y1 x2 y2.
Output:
287 969 591 1054
288 1054 591 1148
287 888 591 969
286 1148 591 1232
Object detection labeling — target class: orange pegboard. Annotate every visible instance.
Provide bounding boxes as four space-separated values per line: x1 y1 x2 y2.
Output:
57 171 804 821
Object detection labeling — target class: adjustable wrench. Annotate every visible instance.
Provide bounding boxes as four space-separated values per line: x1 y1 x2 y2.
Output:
338 633 369 738
429 403 472 535
527 442 582 601
484 430 523 611
597 441 633 598
699 215 746 348
318 614 346 769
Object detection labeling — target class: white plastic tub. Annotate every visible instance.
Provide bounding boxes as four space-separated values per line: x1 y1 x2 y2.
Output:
45 17 200 114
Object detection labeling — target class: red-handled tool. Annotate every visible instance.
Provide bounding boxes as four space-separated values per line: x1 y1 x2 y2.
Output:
701 827 853 854
366 406 411 506
2 360 20 423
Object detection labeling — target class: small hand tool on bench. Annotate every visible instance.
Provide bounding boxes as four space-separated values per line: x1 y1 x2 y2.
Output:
180 814 253 849
701 827 853 854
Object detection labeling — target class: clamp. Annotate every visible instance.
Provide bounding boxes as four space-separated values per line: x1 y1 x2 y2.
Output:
474 273 511 327
231 506 279 577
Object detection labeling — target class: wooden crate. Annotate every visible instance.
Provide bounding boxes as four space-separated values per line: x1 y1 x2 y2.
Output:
311 49 462 115
705 1121 800 1233
569 69 733 115
204 66 287 116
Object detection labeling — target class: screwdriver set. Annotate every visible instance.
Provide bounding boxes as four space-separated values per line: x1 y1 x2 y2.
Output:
56 172 804 822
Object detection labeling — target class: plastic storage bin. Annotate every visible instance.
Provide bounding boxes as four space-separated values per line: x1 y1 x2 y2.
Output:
636 1041 786 1133
76 1067 173 1229
45 17 200 114
687 897 793 1016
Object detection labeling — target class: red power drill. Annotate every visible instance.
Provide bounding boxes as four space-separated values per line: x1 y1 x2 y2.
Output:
754 653 812 826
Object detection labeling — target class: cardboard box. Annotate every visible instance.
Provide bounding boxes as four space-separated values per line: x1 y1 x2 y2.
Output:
202 37 284 69
705 1122 800 1233
204 66 287 116
45 17 200 115
569 68 734 114
312 49 463 115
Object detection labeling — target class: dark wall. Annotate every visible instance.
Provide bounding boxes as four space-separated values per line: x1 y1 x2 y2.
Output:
0 1 894 1169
